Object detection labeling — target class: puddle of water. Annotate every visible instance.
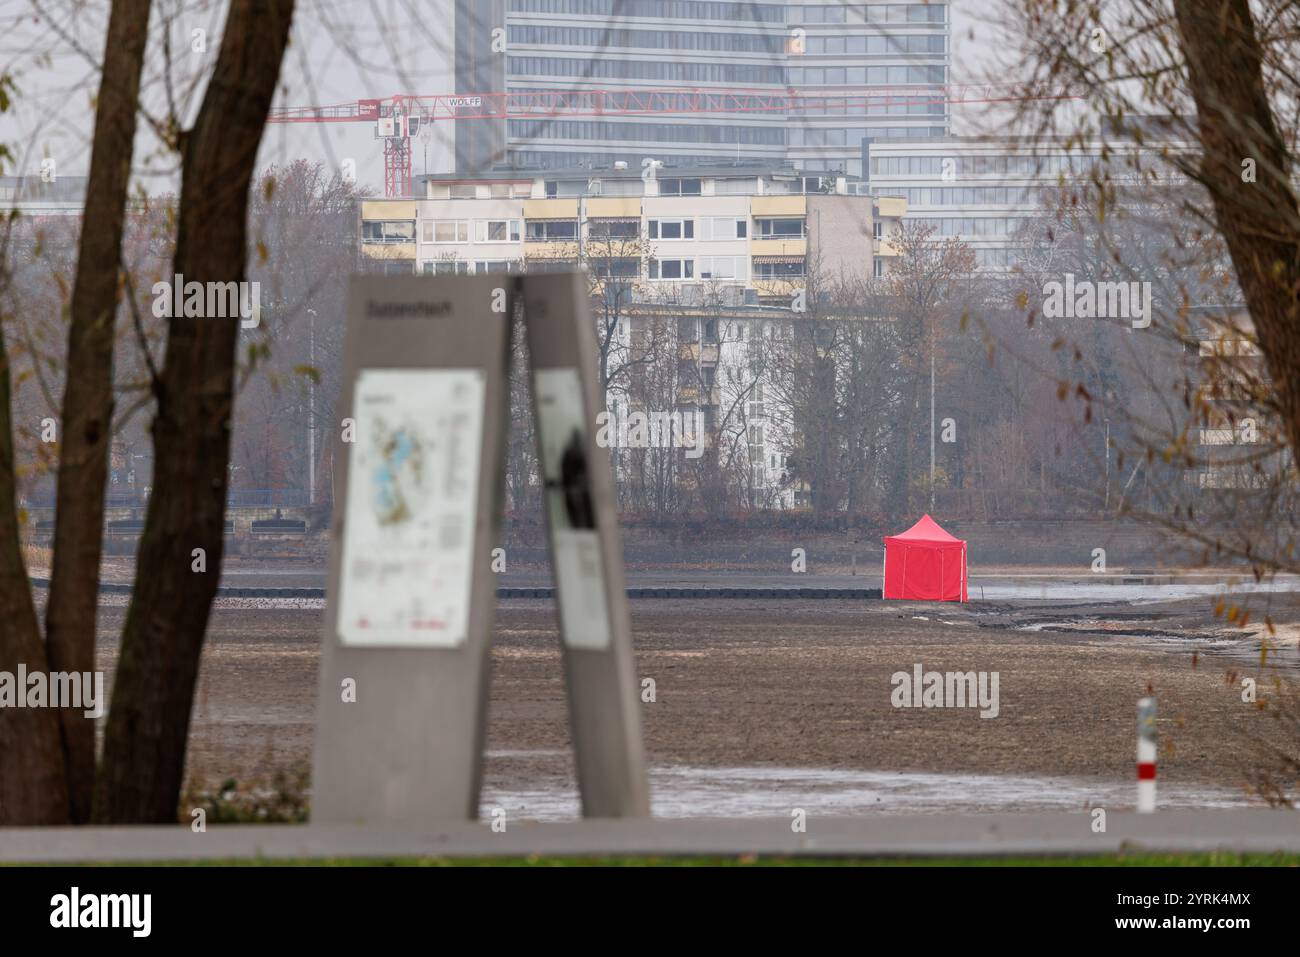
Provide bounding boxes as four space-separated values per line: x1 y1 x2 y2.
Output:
978 580 1300 603
481 762 1251 822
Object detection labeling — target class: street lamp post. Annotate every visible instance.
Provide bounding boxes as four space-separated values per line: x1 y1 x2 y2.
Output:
307 307 316 507
930 333 936 512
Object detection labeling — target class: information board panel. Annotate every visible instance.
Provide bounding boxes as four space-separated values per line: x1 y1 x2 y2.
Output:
337 368 484 648
312 275 510 825
533 367 613 651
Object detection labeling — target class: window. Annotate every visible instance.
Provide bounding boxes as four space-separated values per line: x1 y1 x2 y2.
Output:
873 221 883 240
873 258 885 278
702 217 745 240
593 257 639 278
753 260 804 279
475 219 521 242
525 219 578 241
697 256 746 280
649 218 694 240
423 260 470 275
362 220 415 243
658 177 702 196
754 218 806 238
424 219 469 243
589 219 639 240
649 258 694 280
475 260 514 273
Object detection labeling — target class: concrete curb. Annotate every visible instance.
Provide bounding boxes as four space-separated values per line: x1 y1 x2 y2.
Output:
2 809 1297 862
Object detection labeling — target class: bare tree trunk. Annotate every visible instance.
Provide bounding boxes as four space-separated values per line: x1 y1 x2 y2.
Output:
94 0 296 824
45 0 152 826
0 332 68 825
1172 0 1300 455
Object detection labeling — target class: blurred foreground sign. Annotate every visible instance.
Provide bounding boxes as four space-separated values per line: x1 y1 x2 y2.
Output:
523 273 649 818
313 272 648 825
337 368 484 647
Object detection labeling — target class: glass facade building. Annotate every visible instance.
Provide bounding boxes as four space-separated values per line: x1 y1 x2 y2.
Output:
456 0 951 176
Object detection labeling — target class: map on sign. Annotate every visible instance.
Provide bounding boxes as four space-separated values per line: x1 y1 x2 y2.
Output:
337 368 485 647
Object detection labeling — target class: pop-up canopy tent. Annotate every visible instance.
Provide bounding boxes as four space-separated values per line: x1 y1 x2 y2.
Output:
883 514 967 602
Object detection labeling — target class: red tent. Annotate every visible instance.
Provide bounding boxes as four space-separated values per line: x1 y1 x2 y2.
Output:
883 514 968 602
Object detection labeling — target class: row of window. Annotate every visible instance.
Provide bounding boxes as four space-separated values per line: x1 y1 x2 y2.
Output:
910 216 1029 237
413 256 811 281
510 111 941 152
788 65 945 85
527 216 791 241
509 119 787 146
428 183 530 200
509 150 746 170
505 0 947 24
507 0 786 22
801 34 946 55
422 219 524 244
362 220 415 243
973 248 1024 268
504 134 946 175
755 217 806 238
870 154 1099 177
786 95 947 116
791 124 928 146
543 176 707 197
508 56 946 88
646 217 750 240
505 24 945 57
372 215 815 245
508 24 783 53
878 186 1050 206
508 56 787 85
794 4 946 24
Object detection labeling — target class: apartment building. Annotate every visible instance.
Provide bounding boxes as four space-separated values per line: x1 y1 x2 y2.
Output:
455 0 951 177
359 162 905 290
358 162 906 504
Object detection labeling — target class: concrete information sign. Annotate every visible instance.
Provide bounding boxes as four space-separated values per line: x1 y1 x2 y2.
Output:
312 275 509 825
521 272 651 818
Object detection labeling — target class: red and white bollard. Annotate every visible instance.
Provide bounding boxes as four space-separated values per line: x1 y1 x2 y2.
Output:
1137 696 1157 813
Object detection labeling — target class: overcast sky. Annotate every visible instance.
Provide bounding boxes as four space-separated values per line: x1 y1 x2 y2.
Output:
0 0 1005 194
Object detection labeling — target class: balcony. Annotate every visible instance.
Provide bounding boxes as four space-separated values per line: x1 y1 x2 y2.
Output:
361 242 416 261
675 386 721 410
750 237 807 257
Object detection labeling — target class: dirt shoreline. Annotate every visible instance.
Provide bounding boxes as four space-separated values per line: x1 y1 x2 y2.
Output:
78 594 1298 812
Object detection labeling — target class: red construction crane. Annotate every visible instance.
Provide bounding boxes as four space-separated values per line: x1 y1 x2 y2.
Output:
267 85 1074 198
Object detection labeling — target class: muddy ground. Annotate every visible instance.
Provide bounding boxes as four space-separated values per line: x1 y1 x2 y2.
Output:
81 593 1300 812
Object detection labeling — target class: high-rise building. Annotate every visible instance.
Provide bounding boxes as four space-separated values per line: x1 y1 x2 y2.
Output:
455 0 951 177
864 125 1194 270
